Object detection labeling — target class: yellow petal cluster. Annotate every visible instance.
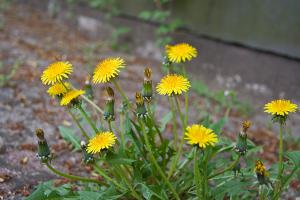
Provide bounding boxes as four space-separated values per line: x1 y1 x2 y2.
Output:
264 99 297 116
166 43 197 63
156 74 190 96
92 57 125 83
60 89 85 106
87 132 117 154
184 124 218 149
41 61 73 85
47 82 70 97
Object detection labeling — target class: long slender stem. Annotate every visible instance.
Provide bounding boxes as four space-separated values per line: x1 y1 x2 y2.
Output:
278 123 284 178
169 97 178 148
78 105 98 134
81 94 104 114
140 120 180 200
67 109 89 140
174 96 185 126
181 66 189 125
45 162 102 185
208 155 241 179
117 116 125 150
111 79 129 103
168 96 186 178
193 148 202 199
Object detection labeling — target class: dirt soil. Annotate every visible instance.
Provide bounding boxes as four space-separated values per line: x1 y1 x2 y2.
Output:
0 2 299 200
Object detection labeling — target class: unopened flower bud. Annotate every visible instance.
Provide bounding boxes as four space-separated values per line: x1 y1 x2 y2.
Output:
81 141 94 164
255 160 271 186
235 120 251 155
142 67 153 102
104 87 115 121
84 75 94 100
35 128 51 163
135 92 147 118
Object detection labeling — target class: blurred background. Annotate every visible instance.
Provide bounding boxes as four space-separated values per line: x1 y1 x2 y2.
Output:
0 0 300 199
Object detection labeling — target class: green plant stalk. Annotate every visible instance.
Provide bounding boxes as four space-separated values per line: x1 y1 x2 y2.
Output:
146 103 164 143
169 97 178 149
107 121 113 132
168 96 186 178
140 120 180 200
174 96 185 126
181 66 189 125
45 162 102 185
114 165 143 200
193 148 202 199
93 164 127 191
278 123 284 178
273 122 284 199
208 155 241 179
119 113 126 150
67 108 90 140
78 105 98 134
81 94 104 114
259 185 266 200
111 79 129 105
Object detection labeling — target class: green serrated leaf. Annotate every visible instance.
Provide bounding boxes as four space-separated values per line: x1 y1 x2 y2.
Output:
59 126 81 151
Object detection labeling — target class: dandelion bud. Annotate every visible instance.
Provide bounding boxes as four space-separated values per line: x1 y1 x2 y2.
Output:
84 75 94 100
255 160 271 186
235 120 251 155
142 67 153 102
103 87 115 121
80 141 94 164
135 92 147 118
35 128 51 163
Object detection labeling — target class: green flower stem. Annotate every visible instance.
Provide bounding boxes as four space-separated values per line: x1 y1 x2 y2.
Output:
181 66 189 125
168 96 186 179
174 96 185 126
259 185 266 200
67 109 90 140
81 94 104 114
115 165 143 200
140 120 180 200
78 105 98 134
278 123 284 178
208 155 241 179
117 115 125 150
111 79 130 105
193 148 202 199
93 164 126 191
107 121 113 132
169 97 178 149
45 162 103 185
146 103 164 143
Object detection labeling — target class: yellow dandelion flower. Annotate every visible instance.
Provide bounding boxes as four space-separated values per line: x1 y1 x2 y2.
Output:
264 99 297 116
92 57 125 83
47 82 70 97
87 132 117 154
41 61 73 85
185 124 218 149
156 74 190 96
60 89 85 106
166 43 197 63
